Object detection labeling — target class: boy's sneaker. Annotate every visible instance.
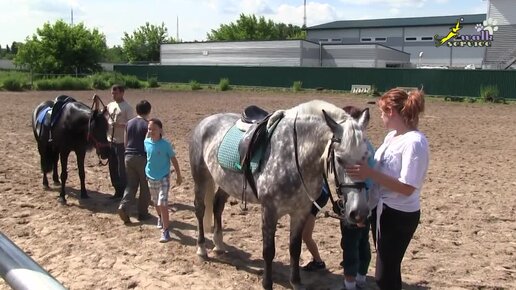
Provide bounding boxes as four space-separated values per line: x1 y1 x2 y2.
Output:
301 260 326 271
156 217 163 229
159 229 170 243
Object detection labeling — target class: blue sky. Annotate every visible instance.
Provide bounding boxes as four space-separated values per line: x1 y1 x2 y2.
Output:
0 0 487 47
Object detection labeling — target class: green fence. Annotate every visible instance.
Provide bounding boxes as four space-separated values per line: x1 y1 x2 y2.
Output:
114 65 516 99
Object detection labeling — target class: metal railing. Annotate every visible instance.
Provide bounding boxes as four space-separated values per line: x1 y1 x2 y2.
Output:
0 232 66 290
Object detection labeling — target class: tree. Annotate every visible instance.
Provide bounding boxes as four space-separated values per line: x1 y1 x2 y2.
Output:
10 42 20 55
104 45 127 63
207 14 305 41
122 22 175 63
14 20 106 74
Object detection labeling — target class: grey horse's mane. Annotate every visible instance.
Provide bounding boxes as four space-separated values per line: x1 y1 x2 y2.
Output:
267 100 364 160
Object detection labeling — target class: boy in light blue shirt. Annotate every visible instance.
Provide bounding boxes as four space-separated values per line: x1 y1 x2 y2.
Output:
144 118 182 243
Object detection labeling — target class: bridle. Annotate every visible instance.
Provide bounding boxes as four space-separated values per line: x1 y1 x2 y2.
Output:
293 112 367 221
323 136 367 218
89 95 111 166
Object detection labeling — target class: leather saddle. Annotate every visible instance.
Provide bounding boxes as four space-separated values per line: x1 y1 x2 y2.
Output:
237 105 271 198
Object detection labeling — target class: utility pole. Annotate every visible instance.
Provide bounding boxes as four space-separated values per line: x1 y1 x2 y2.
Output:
176 16 179 42
71 8 74 25
303 0 306 28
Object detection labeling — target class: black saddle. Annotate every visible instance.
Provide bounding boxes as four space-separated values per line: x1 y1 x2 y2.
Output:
50 95 76 127
241 105 269 124
238 108 272 199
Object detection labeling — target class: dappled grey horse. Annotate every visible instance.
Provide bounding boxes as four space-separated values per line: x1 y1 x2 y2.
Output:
189 100 370 289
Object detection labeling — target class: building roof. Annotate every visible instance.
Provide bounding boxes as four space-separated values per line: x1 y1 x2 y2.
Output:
306 14 486 30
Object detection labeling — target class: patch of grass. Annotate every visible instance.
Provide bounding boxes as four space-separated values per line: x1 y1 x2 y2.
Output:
147 77 159 88
189 80 202 90
292 81 302 92
479 85 499 103
219 78 230 91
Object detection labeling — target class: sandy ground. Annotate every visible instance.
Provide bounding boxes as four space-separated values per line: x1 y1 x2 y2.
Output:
0 89 515 290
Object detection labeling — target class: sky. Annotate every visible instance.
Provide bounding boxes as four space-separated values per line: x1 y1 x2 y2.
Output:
0 0 488 47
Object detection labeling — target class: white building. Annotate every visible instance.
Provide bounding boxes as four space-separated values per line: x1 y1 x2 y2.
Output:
483 0 516 69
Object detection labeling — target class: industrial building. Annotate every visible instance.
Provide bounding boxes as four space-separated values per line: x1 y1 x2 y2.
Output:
160 0 515 69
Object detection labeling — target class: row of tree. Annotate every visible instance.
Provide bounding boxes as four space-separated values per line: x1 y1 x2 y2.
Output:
7 14 305 75
0 42 21 59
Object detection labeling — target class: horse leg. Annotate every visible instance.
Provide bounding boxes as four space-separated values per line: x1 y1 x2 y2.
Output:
261 203 278 290
42 171 49 189
52 152 60 185
213 188 229 254
75 149 88 199
58 151 70 204
194 178 215 259
289 213 308 290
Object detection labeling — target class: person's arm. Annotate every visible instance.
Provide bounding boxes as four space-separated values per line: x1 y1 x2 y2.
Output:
346 163 416 196
171 156 182 185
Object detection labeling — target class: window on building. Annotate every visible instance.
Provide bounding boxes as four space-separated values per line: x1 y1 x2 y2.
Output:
386 63 402 68
319 39 329 43
421 36 434 41
405 37 417 42
361 38 372 42
331 38 342 42
375 37 387 42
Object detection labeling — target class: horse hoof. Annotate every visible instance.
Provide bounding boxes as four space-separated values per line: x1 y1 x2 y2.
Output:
58 198 67 205
196 247 208 260
43 185 50 190
80 194 90 199
213 248 227 256
53 181 61 186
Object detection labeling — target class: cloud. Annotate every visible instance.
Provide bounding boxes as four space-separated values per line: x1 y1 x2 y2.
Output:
339 0 427 7
273 2 338 27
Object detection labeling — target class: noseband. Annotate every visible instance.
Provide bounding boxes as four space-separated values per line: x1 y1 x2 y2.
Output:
325 136 367 217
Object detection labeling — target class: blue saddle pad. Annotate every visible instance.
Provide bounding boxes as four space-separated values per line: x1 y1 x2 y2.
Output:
217 125 263 173
36 107 51 125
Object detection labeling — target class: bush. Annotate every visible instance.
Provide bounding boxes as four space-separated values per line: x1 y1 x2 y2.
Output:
147 77 159 88
480 85 499 102
90 73 111 89
58 76 90 90
292 81 302 92
2 77 26 91
123 75 143 89
189 80 202 90
219 78 230 91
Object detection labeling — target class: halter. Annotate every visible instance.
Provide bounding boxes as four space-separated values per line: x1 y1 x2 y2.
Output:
89 95 110 166
324 136 367 218
293 112 366 221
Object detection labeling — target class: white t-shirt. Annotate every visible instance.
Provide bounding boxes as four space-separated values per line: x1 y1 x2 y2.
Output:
373 130 429 212
106 100 134 144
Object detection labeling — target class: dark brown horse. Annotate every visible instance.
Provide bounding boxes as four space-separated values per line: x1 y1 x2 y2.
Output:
32 96 110 204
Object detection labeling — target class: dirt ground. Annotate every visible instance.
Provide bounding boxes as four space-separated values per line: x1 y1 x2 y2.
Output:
0 89 514 290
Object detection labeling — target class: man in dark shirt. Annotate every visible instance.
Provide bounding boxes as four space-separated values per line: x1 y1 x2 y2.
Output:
118 100 152 224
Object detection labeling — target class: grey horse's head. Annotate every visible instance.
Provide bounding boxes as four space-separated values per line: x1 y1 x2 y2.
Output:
322 108 370 225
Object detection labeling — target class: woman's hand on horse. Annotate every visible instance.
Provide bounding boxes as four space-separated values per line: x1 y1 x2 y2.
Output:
345 162 371 180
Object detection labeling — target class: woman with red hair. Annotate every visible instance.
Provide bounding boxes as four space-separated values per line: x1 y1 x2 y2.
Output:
346 88 429 290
